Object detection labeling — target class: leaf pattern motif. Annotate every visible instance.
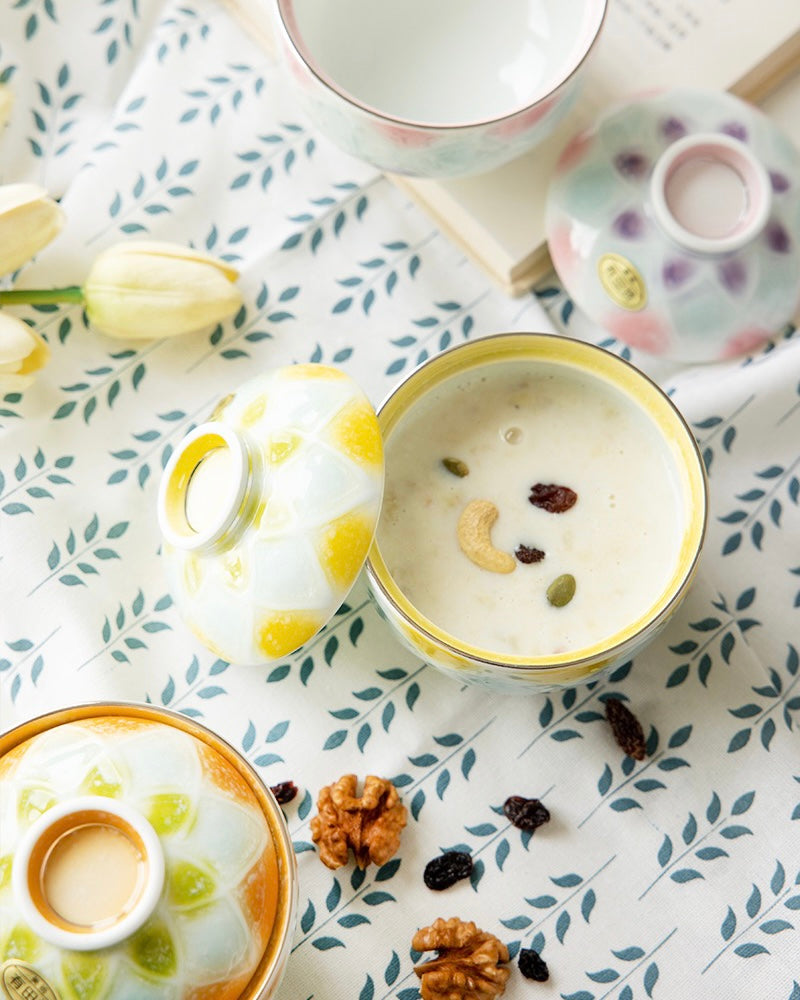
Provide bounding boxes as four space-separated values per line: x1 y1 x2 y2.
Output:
1 6 798 1000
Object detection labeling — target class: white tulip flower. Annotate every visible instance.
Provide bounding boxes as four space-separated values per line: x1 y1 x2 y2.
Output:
83 241 243 339
0 240 243 342
0 183 65 276
0 312 49 391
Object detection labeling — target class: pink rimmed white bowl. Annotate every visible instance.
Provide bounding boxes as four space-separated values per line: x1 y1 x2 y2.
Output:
273 0 607 178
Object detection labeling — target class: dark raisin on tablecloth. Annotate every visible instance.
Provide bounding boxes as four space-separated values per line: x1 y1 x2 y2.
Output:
270 781 298 805
503 795 550 832
605 698 647 761
423 850 474 890
518 947 549 982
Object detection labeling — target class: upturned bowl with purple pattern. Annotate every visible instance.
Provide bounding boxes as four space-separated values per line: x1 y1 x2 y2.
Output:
545 88 800 362
273 0 607 178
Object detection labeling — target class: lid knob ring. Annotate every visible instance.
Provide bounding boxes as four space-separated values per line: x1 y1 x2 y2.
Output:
649 131 772 255
12 797 165 952
157 422 250 552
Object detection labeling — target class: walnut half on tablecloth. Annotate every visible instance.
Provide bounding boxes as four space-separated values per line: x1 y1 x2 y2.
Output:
413 917 510 1000
310 773 407 869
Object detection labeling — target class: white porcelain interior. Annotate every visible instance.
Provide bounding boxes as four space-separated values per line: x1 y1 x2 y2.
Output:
158 422 250 552
12 796 165 952
283 0 604 125
649 132 772 255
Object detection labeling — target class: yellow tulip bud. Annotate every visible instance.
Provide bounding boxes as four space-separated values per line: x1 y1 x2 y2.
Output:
83 240 243 340
0 313 50 390
0 84 13 129
0 183 65 277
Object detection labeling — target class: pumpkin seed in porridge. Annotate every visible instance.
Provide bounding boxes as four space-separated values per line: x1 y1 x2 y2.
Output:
375 360 686 657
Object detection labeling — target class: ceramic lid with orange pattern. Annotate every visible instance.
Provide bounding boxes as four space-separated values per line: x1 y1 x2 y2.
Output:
0 709 297 1000
157 363 384 665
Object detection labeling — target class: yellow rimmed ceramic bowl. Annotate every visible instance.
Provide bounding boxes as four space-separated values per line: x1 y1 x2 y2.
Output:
0 703 298 1000
365 332 707 692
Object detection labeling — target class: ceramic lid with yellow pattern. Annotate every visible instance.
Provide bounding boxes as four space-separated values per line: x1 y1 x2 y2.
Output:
0 705 297 1000
157 363 384 665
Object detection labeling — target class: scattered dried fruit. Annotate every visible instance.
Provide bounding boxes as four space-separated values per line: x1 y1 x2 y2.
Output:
515 544 545 564
605 698 647 761
442 457 469 478
423 851 473 891
310 774 408 869
270 781 298 805
413 917 510 999
546 573 576 607
518 947 549 982
528 483 577 513
457 499 516 574
502 796 550 832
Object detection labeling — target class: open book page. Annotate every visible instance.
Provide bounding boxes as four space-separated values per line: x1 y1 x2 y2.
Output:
393 0 800 293
761 66 800 146
592 0 800 105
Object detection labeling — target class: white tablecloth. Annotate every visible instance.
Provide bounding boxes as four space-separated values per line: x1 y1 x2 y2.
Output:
1 3 799 998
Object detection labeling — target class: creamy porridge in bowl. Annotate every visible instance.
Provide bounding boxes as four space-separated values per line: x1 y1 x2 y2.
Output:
366 333 707 692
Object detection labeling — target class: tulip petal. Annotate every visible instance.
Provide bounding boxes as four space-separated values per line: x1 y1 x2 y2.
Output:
0 183 65 276
0 182 59 215
0 84 13 130
84 242 243 340
94 240 240 282
0 313 50 386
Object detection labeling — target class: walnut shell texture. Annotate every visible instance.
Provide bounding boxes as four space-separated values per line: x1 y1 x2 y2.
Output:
310 773 407 869
413 917 510 1000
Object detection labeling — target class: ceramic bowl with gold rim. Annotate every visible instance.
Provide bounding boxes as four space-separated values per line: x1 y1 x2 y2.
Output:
273 0 607 178
0 703 297 1000
545 88 800 362
365 332 708 693
157 363 384 666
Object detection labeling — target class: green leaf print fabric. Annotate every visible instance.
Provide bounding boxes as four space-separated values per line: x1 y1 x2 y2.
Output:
1 3 799 998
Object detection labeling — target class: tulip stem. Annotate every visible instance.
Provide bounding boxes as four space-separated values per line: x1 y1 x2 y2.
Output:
0 286 84 306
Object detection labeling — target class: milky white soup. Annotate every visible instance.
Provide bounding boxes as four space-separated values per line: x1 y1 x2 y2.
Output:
376 360 686 657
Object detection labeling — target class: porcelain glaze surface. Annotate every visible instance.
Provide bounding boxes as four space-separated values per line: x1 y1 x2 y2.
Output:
0 708 297 1000
274 0 607 177
545 88 800 361
159 364 384 665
